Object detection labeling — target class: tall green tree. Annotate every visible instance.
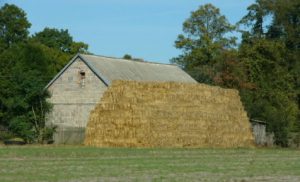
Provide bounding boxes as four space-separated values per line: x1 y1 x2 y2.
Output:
0 4 90 142
171 4 236 84
238 0 270 38
239 39 298 146
238 0 300 146
0 42 53 142
266 0 300 50
0 4 31 49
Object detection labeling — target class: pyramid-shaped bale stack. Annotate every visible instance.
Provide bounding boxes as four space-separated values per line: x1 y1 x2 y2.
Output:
84 80 254 148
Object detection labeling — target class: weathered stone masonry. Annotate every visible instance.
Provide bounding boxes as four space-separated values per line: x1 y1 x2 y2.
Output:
47 58 107 144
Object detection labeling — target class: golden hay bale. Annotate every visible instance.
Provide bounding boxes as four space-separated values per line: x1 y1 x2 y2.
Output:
84 80 254 148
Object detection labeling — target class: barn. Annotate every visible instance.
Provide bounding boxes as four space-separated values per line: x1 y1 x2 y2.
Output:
45 54 197 144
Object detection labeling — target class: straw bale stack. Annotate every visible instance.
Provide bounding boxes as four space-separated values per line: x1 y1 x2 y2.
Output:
84 80 254 148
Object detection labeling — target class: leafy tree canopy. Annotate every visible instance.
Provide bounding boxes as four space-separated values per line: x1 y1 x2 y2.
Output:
172 4 237 85
32 27 89 54
0 4 90 143
123 54 132 60
0 42 53 142
0 3 31 49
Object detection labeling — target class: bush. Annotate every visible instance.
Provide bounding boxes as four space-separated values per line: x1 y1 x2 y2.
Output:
0 130 14 141
9 116 35 143
0 125 14 141
42 125 57 143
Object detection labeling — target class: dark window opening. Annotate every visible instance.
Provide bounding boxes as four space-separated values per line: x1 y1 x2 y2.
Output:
80 70 85 78
79 70 86 88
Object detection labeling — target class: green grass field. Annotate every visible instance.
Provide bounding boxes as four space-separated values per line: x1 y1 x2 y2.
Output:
0 146 299 182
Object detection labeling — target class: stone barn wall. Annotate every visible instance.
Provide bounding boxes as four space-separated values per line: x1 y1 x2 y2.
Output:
47 58 107 144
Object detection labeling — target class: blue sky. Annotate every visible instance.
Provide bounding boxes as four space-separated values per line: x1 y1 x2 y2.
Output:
3 0 255 63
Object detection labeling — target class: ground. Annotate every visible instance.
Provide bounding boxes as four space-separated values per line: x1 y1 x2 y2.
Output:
0 146 299 182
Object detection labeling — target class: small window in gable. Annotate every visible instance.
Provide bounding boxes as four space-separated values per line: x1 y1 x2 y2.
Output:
80 70 86 79
79 70 86 88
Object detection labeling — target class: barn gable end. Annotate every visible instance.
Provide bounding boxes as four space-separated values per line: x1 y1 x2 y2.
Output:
47 57 108 144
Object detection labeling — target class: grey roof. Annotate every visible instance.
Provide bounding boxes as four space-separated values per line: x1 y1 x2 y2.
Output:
46 54 197 88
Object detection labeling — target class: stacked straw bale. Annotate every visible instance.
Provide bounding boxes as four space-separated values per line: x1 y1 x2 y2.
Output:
84 80 254 148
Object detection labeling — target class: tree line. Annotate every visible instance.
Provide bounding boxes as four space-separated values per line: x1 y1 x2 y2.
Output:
172 0 299 147
0 4 89 143
0 1 299 146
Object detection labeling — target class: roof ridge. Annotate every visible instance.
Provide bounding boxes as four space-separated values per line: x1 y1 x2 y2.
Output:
79 53 177 66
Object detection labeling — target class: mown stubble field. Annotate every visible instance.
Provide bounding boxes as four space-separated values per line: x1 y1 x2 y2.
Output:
0 146 299 182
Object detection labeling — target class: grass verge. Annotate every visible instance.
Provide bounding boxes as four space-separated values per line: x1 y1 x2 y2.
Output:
0 146 299 182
